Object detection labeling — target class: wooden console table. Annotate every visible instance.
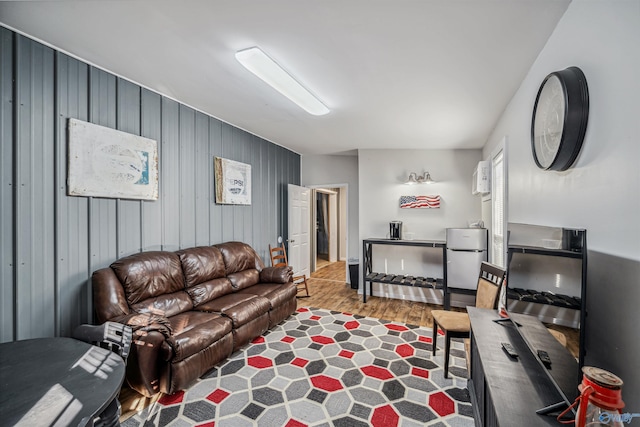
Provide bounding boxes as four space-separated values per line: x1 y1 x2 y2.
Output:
468 307 579 427
362 238 448 307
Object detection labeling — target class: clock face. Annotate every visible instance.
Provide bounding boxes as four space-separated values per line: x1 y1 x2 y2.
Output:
532 75 566 169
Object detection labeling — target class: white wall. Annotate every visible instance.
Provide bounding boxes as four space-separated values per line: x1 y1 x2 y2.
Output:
483 0 640 406
301 154 359 261
358 149 483 301
483 0 640 260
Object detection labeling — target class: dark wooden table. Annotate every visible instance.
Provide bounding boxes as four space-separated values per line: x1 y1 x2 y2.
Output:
0 337 125 427
468 307 580 427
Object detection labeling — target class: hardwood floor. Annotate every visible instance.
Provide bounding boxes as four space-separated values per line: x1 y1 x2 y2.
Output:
307 260 461 328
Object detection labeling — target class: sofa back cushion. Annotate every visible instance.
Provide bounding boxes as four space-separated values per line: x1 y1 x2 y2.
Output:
177 246 226 286
215 242 264 274
177 246 234 305
215 242 264 290
111 251 184 306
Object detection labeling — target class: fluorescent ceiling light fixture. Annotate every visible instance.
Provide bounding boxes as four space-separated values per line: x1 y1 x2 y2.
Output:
235 47 329 116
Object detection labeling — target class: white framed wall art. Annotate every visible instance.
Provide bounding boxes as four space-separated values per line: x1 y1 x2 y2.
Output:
67 118 159 200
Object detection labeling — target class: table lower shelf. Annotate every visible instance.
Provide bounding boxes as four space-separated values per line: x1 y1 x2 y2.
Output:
365 272 444 289
508 288 581 309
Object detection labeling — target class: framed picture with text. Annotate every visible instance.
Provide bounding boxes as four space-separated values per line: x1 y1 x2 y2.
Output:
214 157 251 205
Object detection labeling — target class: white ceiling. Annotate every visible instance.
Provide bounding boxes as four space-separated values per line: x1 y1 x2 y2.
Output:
0 0 570 155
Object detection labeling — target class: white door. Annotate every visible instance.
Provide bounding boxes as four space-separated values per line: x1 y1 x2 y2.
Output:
288 184 311 277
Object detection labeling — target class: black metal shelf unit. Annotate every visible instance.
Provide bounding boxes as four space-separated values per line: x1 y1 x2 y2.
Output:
506 226 587 367
362 238 448 307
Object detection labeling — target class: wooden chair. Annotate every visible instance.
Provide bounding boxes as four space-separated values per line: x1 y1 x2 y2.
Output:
269 243 310 298
431 261 506 378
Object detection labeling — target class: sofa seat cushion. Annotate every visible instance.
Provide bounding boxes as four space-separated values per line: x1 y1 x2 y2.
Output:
131 290 193 318
197 294 270 328
186 277 234 307
165 311 232 362
238 282 297 309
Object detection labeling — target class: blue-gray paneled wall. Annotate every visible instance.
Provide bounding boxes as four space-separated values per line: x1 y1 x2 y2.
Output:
0 28 300 342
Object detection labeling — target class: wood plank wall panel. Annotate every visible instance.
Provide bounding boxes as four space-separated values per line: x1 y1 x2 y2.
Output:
116 78 143 258
160 97 181 252
209 119 223 245
14 35 56 339
179 105 197 249
55 53 90 337
0 28 15 342
88 67 117 273
0 28 300 341
140 89 163 251
194 112 210 247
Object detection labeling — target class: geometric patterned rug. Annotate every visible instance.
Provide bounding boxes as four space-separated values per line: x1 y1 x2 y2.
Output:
122 307 475 427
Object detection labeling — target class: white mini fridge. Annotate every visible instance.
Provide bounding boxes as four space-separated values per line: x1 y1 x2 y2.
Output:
446 228 488 307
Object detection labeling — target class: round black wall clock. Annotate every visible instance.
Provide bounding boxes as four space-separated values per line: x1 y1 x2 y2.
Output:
531 66 589 171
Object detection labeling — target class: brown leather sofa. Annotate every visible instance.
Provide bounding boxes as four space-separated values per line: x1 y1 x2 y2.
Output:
92 241 296 397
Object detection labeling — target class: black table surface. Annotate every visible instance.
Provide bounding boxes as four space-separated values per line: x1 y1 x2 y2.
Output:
0 337 125 427
468 307 580 426
363 238 446 247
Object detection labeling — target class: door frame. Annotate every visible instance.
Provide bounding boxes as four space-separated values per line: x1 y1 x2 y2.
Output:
307 183 349 282
490 137 508 268
315 188 338 263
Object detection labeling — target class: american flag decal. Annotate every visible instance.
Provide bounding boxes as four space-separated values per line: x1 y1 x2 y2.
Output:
400 195 441 209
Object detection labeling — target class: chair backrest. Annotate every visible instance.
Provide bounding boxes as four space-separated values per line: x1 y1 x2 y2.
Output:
269 243 288 268
73 321 133 361
475 261 507 309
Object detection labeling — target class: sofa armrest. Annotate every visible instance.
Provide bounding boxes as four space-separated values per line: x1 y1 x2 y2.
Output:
92 268 130 324
126 330 167 397
260 266 293 284
108 313 174 397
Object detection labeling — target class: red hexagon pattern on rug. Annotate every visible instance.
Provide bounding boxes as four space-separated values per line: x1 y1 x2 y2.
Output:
158 390 184 405
411 367 430 379
418 335 432 344
395 343 415 357
311 375 344 392
251 336 265 344
311 335 335 345
371 404 400 427
206 388 230 404
310 315 322 320
195 422 215 427
285 419 308 427
339 350 354 359
429 391 455 416
281 336 296 343
385 324 409 332
344 320 360 330
291 357 309 367
247 355 273 368
361 365 394 380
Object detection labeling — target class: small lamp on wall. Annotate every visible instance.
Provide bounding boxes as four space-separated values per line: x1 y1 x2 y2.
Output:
404 171 435 185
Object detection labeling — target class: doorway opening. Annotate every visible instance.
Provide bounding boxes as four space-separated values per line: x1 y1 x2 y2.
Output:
309 185 348 282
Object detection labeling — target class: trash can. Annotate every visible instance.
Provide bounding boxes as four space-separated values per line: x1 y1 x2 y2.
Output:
348 258 359 290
